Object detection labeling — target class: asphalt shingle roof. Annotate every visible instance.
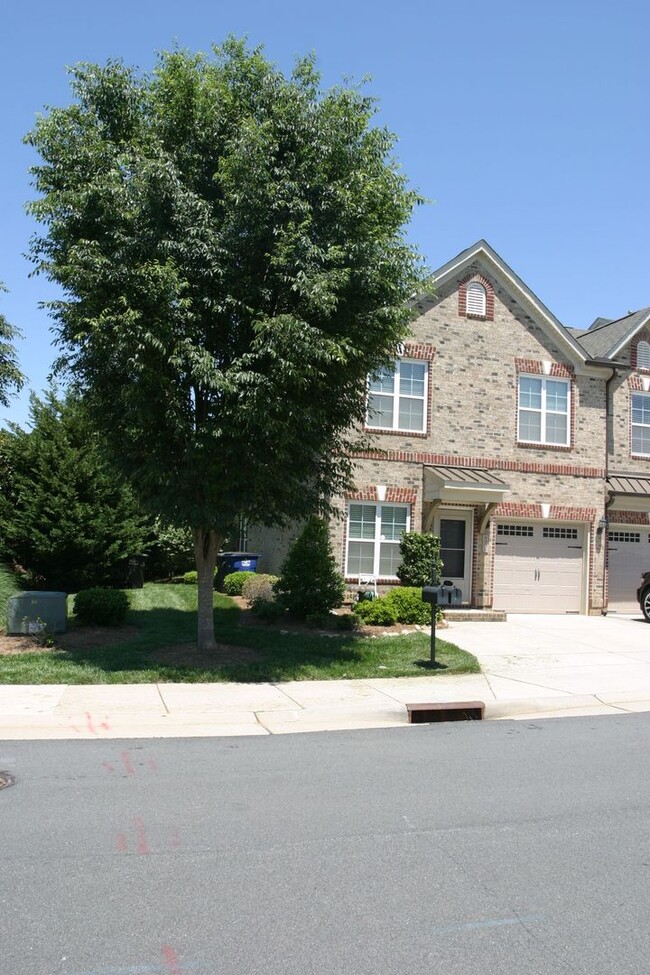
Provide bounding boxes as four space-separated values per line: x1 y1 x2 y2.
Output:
573 308 650 358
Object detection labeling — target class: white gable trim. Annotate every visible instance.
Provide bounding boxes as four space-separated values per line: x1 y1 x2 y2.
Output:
609 311 650 359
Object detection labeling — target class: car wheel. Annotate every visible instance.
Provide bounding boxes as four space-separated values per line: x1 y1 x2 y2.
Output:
641 587 650 622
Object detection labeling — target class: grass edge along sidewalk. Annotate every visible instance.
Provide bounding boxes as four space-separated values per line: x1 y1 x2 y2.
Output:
0 580 479 685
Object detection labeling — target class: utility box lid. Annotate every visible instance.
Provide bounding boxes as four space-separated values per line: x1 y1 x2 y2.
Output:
6 591 68 635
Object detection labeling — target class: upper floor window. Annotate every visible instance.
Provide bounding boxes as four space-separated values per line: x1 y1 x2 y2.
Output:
366 359 428 433
518 375 570 446
637 341 650 370
346 502 409 578
466 280 487 316
631 392 650 455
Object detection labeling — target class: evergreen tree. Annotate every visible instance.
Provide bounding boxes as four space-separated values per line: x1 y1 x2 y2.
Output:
276 516 345 618
0 391 148 592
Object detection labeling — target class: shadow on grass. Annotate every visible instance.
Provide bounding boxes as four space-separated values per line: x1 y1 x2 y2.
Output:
414 659 449 671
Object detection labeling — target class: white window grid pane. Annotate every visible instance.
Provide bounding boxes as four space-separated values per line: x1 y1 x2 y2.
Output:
632 394 650 425
519 410 542 442
398 362 426 397
368 367 395 394
543 527 578 539
632 426 650 454
518 375 570 445
545 413 568 444
346 503 409 577
366 393 394 429
398 398 424 431
519 377 542 409
608 531 641 543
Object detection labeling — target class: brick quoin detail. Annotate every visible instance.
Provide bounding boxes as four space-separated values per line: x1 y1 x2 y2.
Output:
609 510 650 526
458 273 495 321
346 487 417 504
628 374 650 392
494 503 597 522
350 449 604 479
630 329 650 372
515 358 575 379
402 342 436 362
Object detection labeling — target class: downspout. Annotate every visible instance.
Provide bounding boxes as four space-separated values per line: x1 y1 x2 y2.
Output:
601 366 620 614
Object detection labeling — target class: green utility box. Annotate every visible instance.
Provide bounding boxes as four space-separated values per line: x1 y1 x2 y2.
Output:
6 592 67 635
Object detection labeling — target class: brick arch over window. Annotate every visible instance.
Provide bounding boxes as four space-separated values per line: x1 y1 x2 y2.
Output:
458 273 495 321
632 329 650 371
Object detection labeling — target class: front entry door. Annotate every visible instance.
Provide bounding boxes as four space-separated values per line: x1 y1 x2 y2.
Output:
434 511 472 603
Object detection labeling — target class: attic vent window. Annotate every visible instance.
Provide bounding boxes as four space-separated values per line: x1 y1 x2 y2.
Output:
466 281 487 316
637 340 650 370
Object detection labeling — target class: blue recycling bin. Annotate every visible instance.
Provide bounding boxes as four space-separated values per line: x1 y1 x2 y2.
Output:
216 552 260 591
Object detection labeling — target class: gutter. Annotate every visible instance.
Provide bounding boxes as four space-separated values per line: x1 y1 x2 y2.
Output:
601 362 633 613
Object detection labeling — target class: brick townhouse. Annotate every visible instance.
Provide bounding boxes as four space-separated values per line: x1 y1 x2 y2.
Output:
249 240 650 615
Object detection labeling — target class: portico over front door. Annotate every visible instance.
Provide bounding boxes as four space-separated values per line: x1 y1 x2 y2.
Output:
433 510 473 603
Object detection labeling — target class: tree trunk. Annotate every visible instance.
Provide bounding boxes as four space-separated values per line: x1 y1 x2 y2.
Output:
193 527 221 651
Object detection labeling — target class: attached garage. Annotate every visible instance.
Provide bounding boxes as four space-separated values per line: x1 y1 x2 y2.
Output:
493 522 585 613
607 528 650 614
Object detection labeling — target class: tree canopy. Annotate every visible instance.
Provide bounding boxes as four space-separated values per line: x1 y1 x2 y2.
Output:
0 286 24 409
25 38 424 648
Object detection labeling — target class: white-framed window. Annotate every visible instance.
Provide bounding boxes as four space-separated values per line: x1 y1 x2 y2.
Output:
366 359 428 432
637 341 650 370
466 280 487 316
346 502 410 578
518 374 570 446
631 392 650 455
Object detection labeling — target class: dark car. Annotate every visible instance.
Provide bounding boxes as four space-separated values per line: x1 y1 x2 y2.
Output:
637 572 650 621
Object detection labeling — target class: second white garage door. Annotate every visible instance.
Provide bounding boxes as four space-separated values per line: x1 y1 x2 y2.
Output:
493 523 585 613
607 529 650 613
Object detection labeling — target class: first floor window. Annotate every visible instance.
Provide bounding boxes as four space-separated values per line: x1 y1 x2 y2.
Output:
632 392 650 454
518 374 570 446
366 359 427 432
346 502 409 577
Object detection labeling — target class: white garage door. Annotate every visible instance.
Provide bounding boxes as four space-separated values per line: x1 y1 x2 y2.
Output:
607 529 650 613
493 523 584 613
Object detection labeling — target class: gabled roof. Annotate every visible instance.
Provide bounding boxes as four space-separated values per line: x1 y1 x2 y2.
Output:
426 240 596 369
573 308 650 359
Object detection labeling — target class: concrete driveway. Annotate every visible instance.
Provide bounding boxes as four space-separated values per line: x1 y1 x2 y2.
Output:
444 612 650 710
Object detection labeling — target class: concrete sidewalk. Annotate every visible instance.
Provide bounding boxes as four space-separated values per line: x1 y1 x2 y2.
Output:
0 613 648 739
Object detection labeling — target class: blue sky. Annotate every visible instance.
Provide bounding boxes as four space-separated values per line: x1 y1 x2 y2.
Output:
2 0 649 427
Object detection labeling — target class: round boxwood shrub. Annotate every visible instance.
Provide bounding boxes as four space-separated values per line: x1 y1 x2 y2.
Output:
383 586 432 625
74 587 129 627
354 598 398 627
223 570 256 596
182 570 198 584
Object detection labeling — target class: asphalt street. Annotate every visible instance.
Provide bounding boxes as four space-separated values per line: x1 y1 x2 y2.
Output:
2 714 650 974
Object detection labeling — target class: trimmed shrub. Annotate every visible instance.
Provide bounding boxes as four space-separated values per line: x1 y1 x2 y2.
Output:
182 570 198 585
383 586 432 625
223 570 256 596
242 573 278 604
335 612 359 632
251 599 284 622
396 532 442 587
74 587 129 626
276 516 345 619
354 598 398 626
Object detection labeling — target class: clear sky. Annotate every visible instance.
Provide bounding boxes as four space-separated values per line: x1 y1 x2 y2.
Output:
2 0 649 427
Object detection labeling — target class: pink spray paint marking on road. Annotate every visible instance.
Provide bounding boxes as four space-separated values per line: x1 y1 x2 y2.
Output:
162 944 182 974
134 816 151 855
102 761 115 773
120 751 136 776
84 712 111 735
116 833 128 852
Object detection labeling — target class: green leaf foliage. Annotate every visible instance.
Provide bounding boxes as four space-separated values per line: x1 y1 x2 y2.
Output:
0 284 24 410
0 390 149 593
354 598 398 626
25 38 424 646
396 532 443 587
383 586 432 625
73 587 130 626
146 518 194 579
222 570 256 596
275 516 345 619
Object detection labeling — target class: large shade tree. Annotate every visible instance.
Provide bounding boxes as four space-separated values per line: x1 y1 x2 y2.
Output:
0 286 24 409
26 38 424 649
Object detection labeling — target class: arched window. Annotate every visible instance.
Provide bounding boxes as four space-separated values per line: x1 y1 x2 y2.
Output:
466 280 487 316
637 340 650 370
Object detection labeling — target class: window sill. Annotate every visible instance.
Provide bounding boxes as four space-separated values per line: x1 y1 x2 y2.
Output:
365 425 428 437
517 440 572 452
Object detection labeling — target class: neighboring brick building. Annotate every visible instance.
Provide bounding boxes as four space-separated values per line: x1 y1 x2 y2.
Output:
249 240 650 615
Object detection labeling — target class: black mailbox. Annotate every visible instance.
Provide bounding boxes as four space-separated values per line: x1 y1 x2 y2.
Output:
422 585 442 605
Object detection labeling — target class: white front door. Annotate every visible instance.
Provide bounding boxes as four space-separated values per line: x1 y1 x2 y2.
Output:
434 510 473 603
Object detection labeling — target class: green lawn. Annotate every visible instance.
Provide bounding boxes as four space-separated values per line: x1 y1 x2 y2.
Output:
0 582 479 684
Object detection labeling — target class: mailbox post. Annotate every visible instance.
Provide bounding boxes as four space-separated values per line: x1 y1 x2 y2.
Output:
421 566 441 666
